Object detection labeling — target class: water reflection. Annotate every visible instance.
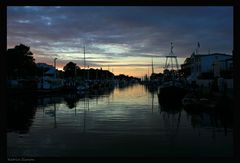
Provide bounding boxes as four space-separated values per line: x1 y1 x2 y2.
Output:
7 86 115 134
7 96 37 134
144 84 233 132
64 93 79 109
7 84 233 157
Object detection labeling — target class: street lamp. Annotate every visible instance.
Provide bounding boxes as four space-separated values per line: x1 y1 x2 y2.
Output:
54 58 57 78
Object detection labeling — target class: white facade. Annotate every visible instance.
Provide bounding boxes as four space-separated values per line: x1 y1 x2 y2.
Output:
188 53 232 80
37 76 64 89
36 63 64 89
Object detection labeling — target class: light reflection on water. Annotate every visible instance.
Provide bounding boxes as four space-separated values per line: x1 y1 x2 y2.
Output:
7 84 233 157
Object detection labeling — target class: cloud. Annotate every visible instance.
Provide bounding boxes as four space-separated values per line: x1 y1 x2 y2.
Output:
7 6 233 75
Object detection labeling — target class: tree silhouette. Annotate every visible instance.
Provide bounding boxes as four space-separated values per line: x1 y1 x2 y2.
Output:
7 44 36 79
63 62 80 78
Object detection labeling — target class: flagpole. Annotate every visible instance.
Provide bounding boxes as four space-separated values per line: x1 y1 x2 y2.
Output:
197 42 200 55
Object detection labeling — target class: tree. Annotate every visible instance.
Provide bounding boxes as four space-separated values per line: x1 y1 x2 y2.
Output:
63 62 80 78
150 73 163 81
7 44 36 79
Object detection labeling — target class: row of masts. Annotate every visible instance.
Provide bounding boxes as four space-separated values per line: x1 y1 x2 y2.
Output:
82 45 113 73
144 42 202 81
164 42 179 71
82 42 201 78
147 42 202 75
146 42 178 78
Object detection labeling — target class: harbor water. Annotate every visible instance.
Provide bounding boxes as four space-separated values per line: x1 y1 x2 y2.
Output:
7 84 233 157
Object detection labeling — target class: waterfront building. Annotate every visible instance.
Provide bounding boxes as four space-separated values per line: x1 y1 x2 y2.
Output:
36 63 64 89
181 53 233 90
181 53 232 80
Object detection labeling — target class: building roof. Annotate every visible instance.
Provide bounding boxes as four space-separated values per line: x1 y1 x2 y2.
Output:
192 53 232 58
36 63 54 69
181 53 232 66
45 68 56 75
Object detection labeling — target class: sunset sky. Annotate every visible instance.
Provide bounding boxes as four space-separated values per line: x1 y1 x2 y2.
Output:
7 6 233 77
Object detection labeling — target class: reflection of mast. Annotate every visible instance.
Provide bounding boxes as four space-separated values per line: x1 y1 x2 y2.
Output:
42 106 45 117
75 105 76 116
159 104 162 115
87 98 89 111
211 116 216 139
151 92 154 113
147 87 149 104
83 98 86 133
83 110 86 133
177 111 181 129
111 90 114 101
161 109 181 144
83 97 89 133
108 92 110 104
96 94 98 105
54 102 57 128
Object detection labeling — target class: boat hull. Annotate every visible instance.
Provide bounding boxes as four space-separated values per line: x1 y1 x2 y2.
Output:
158 85 187 107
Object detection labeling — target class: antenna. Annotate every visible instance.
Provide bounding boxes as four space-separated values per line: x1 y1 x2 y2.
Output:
196 42 200 55
164 42 179 70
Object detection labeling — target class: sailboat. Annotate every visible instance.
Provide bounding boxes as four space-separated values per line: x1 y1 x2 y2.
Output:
158 42 187 107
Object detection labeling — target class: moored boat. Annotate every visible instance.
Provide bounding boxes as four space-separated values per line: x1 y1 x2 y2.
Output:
182 92 217 111
157 42 187 106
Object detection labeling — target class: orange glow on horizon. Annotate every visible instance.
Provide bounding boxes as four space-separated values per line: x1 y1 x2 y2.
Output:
35 56 166 78
57 65 164 78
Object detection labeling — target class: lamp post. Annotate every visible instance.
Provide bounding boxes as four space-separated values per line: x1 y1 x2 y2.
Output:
54 58 57 79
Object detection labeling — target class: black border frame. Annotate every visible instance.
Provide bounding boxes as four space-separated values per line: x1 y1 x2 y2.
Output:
1 0 239 162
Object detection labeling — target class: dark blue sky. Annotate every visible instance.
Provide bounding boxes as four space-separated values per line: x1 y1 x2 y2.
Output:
7 6 233 76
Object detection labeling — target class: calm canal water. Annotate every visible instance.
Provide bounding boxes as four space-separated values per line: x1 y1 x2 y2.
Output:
7 84 233 157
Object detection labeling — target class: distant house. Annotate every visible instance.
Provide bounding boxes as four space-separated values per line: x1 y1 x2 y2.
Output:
36 63 64 89
225 58 233 70
181 53 233 80
181 57 191 77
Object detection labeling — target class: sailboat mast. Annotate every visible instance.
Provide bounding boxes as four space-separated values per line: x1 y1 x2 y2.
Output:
152 57 154 74
164 42 179 71
170 42 174 70
148 65 149 78
84 45 86 69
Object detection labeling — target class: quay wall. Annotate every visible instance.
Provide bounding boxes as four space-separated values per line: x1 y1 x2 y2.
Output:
196 79 233 89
